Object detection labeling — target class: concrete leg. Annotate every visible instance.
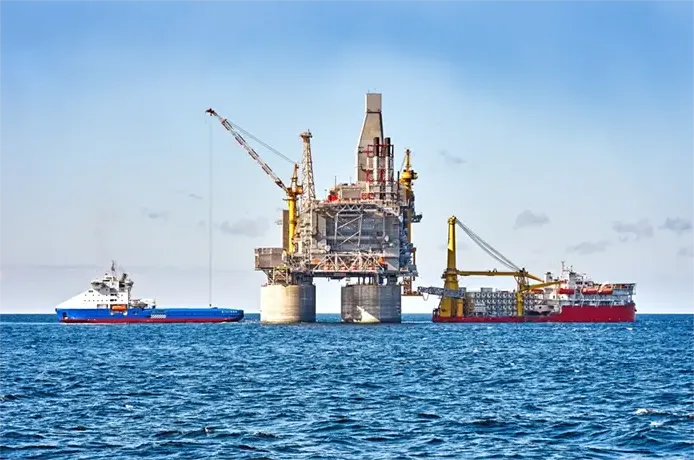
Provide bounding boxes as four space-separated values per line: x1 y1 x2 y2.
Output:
260 284 316 324
341 284 402 323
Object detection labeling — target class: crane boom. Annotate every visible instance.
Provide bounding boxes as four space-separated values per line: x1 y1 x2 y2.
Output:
205 108 291 194
456 269 545 283
521 280 561 292
206 107 303 254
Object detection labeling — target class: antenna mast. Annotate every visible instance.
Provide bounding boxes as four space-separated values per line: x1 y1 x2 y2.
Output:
297 131 316 256
300 130 316 202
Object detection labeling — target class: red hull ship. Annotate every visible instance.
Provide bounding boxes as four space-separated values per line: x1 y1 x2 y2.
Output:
433 304 636 323
419 217 637 324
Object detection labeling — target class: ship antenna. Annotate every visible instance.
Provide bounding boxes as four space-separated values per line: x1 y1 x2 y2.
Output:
208 120 214 307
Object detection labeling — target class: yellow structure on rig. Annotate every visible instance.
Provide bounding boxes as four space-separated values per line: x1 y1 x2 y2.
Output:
282 164 303 254
400 149 422 297
425 216 560 319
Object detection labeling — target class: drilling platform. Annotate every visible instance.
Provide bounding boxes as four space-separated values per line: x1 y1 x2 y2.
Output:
207 93 422 323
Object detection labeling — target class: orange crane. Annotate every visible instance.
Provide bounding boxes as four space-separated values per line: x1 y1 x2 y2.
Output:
206 108 303 254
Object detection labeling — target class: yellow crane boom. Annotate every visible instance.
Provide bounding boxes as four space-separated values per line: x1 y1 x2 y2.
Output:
520 280 561 292
206 108 303 253
456 269 544 283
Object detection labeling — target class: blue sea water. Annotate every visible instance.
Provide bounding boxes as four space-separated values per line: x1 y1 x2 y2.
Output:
1 313 692 460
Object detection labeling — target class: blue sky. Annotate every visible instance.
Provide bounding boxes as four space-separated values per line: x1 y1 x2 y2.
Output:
1 1 692 313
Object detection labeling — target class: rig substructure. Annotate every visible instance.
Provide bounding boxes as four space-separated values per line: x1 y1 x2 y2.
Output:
208 93 422 323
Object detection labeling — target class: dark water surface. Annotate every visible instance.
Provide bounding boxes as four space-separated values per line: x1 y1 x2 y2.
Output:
1 314 692 459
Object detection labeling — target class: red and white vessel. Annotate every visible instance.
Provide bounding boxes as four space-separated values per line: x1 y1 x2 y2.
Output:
432 262 636 323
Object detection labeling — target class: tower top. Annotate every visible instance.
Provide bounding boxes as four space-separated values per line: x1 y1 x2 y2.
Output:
366 93 382 113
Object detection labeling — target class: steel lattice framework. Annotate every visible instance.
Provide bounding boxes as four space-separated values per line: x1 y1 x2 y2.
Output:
290 201 408 279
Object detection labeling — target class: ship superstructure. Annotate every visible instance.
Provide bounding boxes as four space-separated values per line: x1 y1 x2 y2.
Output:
55 261 155 311
541 262 636 310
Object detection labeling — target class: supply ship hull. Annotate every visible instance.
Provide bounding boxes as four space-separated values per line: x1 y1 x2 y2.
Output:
433 303 636 323
57 307 244 324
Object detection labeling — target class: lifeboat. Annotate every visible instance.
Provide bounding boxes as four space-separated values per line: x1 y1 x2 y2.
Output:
557 287 575 295
598 284 614 295
110 304 127 312
582 287 599 295
531 288 544 294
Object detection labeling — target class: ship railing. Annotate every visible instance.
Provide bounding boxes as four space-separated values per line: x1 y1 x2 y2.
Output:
417 286 467 299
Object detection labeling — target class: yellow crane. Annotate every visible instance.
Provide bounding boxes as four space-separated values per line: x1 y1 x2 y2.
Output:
206 108 303 254
438 216 559 318
399 148 421 296
439 216 464 318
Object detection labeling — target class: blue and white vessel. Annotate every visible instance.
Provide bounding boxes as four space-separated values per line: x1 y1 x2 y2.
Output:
55 262 244 324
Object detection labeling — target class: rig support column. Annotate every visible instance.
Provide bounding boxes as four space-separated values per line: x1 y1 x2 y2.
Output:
260 283 316 324
341 279 402 323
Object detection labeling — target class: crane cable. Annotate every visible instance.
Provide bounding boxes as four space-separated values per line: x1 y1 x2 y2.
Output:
225 119 295 165
463 228 518 271
454 219 521 272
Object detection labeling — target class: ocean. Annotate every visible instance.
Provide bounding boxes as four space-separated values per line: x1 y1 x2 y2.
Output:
1 313 692 459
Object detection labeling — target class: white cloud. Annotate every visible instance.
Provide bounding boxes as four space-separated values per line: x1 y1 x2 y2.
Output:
661 217 692 236
514 210 550 229
218 218 270 238
567 240 611 255
612 219 654 241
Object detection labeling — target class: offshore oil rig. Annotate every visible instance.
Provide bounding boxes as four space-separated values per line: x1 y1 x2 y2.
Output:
207 93 422 323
